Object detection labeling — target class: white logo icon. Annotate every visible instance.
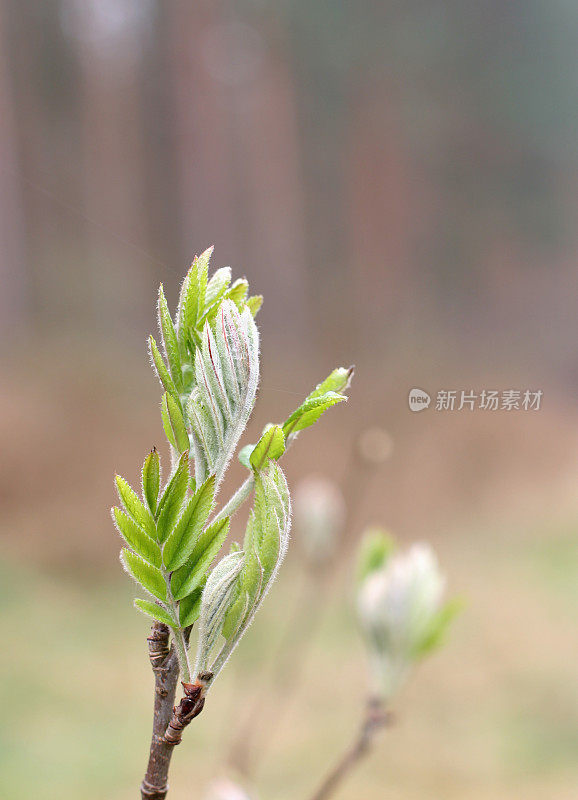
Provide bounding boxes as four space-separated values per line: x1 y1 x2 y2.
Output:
408 388 431 412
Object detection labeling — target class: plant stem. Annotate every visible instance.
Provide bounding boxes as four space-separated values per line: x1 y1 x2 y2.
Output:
212 474 254 525
141 622 181 800
163 570 192 683
211 431 303 526
171 625 191 683
307 698 391 800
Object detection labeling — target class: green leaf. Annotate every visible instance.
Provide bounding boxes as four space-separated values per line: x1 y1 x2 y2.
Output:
226 278 249 308
156 452 190 542
141 449 160 514
177 262 200 353
237 546 263 613
148 335 179 399
112 507 162 567
134 599 176 627
202 266 232 319
282 391 346 438
161 393 190 453
163 475 216 571
249 425 285 471
121 549 167 601
158 284 183 393
357 528 396 585
413 598 463 659
306 366 354 400
178 582 205 627
221 589 248 639
171 517 230 600
115 475 156 539
246 295 263 317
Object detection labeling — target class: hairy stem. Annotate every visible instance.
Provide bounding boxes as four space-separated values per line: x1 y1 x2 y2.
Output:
211 431 303 526
211 474 254 525
163 570 191 683
171 625 191 683
307 698 391 800
141 622 181 800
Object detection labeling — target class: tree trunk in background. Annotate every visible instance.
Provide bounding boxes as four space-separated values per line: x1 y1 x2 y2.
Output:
73 6 151 334
168 1 239 270
168 3 308 348
0 0 28 341
347 81 416 351
233 33 308 347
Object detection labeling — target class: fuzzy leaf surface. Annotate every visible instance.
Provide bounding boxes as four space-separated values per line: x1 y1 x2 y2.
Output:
178 583 205 627
112 507 162 567
134 599 176 627
115 476 156 539
161 392 190 452
156 453 190 543
249 425 285 470
282 391 346 438
163 475 215 571
186 301 259 487
121 549 167 601
171 517 230 601
141 449 160 514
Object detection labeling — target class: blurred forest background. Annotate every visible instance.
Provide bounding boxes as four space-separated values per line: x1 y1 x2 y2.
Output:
1 1 578 799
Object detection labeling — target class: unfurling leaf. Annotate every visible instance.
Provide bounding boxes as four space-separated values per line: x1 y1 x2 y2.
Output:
112 507 162 567
178 582 205 627
306 366 354 401
134 599 176 627
221 463 290 651
186 301 259 488
161 392 190 453
156 452 190 542
171 517 230 601
246 295 263 317
121 549 167 601
141 449 160 514
282 391 346 438
226 278 249 308
194 551 245 675
148 335 179 399
158 285 183 393
163 475 216 571
177 248 212 354
249 425 285 471
115 475 156 539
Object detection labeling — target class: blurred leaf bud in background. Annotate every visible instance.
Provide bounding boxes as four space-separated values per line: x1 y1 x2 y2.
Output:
356 426 394 467
204 778 255 800
356 533 460 700
293 476 345 569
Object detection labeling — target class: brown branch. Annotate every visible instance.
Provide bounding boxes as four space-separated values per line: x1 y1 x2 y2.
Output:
164 671 212 745
141 622 181 800
140 623 211 799
308 698 392 800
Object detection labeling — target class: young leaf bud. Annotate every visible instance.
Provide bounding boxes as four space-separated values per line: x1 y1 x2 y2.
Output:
294 476 345 568
357 542 455 699
194 551 245 677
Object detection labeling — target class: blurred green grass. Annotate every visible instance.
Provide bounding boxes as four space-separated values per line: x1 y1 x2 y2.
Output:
1 510 578 800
